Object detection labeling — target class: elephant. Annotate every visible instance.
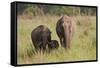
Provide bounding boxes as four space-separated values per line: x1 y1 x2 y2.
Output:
31 25 51 53
56 15 75 48
48 40 59 50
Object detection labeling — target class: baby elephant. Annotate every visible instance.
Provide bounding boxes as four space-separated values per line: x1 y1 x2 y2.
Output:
48 40 59 51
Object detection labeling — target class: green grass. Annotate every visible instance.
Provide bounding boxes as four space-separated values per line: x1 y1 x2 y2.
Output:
17 15 96 64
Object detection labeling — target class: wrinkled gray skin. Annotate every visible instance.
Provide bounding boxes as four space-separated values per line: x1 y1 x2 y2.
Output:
48 40 59 50
56 15 75 48
48 40 59 53
31 25 51 53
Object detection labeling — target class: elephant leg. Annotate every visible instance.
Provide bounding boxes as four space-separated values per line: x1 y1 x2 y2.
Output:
42 46 46 54
60 38 63 46
33 43 39 54
63 37 67 48
60 38 65 48
67 30 73 48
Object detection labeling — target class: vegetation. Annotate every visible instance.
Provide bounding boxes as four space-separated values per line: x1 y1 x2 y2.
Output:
17 3 97 64
17 3 96 16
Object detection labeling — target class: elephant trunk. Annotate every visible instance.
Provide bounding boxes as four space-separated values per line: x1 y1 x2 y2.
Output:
63 23 71 48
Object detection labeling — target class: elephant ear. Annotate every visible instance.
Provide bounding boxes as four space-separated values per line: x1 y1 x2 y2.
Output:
70 17 76 37
57 17 63 25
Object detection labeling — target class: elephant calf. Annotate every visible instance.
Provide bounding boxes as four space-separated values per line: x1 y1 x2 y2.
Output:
31 25 51 52
48 40 59 50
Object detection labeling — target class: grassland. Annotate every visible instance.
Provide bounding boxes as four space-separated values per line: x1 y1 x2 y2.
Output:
17 15 96 65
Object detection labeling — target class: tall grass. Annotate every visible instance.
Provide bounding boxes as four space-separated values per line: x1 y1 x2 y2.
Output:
17 15 96 64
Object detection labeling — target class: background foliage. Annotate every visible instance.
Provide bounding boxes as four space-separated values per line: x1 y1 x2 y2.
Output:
17 3 96 16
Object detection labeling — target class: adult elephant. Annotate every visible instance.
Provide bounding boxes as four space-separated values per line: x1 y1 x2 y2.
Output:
56 15 75 48
31 25 51 53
